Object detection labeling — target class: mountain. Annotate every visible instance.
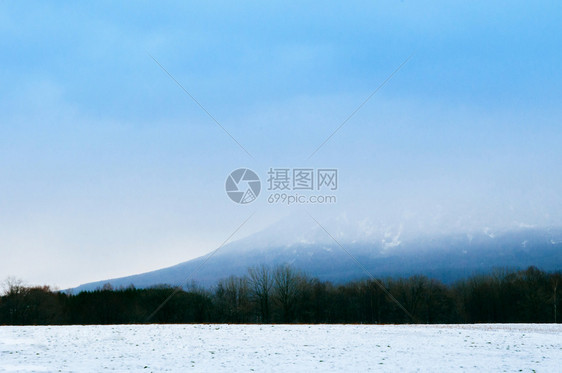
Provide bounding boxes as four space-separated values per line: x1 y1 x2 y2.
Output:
71 217 562 293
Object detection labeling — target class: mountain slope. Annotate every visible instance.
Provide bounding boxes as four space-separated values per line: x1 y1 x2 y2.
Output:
71 224 562 293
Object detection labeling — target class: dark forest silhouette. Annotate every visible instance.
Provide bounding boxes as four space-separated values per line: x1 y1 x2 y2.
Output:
1 266 560 325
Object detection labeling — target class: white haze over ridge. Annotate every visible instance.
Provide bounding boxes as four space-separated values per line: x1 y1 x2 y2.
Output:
225 203 562 256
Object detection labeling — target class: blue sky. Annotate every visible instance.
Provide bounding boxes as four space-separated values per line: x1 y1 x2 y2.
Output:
1 1 561 288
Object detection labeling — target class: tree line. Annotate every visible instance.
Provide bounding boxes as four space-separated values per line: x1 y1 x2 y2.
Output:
0 266 560 325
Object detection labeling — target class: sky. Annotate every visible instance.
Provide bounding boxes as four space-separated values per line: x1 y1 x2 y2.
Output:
1 1 561 288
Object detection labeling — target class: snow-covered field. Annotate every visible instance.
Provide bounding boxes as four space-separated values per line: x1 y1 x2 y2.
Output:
0 324 560 372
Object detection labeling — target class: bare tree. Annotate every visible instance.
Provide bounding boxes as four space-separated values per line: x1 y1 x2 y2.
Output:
1 277 29 324
272 265 303 322
551 273 561 323
248 265 273 322
1 277 26 296
216 275 251 322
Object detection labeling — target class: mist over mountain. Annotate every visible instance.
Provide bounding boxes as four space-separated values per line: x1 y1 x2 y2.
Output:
72 213 562 293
